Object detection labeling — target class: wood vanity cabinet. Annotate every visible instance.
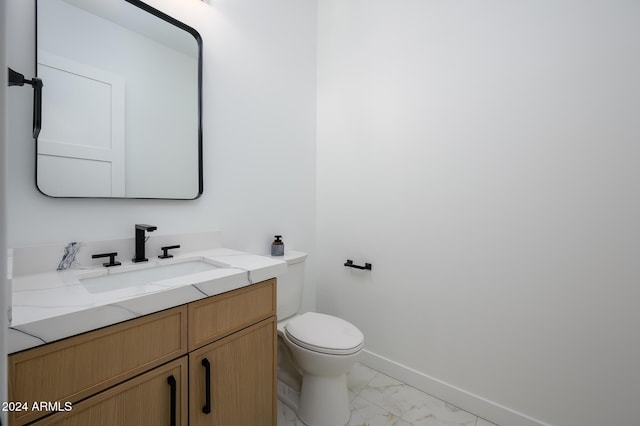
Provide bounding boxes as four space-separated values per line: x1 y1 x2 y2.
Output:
189 318 276 426
8 307 188 426
7 278 277 426
188 280 277 426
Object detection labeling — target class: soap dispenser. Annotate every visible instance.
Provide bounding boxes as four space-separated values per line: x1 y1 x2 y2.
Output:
271 235 284 256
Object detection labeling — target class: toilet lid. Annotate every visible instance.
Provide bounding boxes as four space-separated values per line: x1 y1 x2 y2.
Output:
284 312 364 355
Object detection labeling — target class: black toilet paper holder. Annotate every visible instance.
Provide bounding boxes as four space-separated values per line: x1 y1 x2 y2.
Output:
344 259 372 270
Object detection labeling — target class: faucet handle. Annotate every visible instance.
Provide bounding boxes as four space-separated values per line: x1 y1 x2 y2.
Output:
135 224 157 232
159 245 181 259
92 252 121 267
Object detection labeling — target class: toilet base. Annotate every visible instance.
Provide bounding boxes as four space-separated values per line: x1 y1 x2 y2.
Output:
278 374 351 426
298 373 350 426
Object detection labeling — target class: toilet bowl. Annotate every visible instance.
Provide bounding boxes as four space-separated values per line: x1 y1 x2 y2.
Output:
278 312 363 426
273 251 364 426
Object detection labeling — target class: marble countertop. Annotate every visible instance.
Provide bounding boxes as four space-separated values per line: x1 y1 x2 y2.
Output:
8 247 286 354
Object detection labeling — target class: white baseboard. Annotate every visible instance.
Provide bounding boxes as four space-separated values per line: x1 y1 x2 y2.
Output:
359 350 552 426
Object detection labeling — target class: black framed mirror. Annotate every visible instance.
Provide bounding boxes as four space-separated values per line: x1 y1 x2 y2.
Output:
35 0 203 199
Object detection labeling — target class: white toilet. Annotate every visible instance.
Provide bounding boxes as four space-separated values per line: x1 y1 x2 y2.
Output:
275 251 364 426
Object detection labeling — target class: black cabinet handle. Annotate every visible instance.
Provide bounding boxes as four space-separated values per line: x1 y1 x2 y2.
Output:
201 358 211 414
167 375 177 426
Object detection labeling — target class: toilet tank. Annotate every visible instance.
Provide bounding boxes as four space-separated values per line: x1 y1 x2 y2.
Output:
275 251 307 320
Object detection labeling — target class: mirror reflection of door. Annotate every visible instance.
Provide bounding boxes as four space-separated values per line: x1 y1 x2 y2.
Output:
37 51 126 197
36 0 202 199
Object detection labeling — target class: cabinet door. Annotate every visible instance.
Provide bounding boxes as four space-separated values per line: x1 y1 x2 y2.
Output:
189 317 276 426
34 357 188 426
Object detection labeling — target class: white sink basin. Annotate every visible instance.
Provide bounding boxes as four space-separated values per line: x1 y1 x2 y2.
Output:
80 259 219 293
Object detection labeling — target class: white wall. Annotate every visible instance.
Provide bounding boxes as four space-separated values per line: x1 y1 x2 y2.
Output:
6 0 317 309
316 1 640 426
1 0 9 422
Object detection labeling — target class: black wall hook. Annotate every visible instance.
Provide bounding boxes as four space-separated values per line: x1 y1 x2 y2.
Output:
344 259 372 270
7 67 43 138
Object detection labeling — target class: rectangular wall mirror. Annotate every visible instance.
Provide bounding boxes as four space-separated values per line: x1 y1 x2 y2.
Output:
36 0 203 199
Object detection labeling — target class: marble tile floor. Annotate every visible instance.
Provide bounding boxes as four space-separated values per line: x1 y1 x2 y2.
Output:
277 363 499 426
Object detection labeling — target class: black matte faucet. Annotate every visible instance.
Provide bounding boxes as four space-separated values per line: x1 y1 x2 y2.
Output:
132 224 157 263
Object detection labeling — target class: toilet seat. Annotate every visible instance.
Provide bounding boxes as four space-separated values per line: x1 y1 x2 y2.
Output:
284 312 364 355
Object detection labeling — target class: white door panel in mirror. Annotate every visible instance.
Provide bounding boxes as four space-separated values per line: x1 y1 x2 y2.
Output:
37 51 126 197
